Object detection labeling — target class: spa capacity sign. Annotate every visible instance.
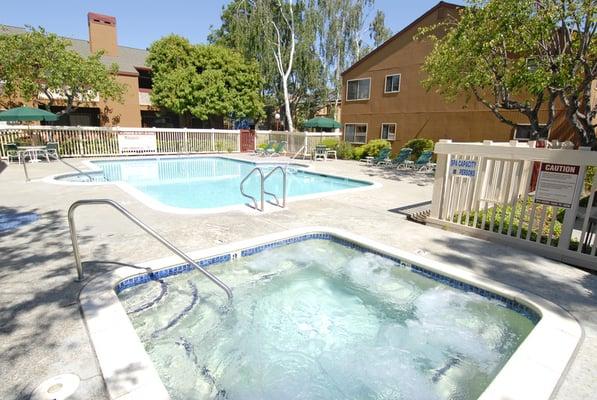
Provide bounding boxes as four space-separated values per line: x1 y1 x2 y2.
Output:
449 158 478 178
534 163 580 208
117 132 157 154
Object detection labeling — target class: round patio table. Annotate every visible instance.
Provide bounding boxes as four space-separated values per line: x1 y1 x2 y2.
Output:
17 146 47 163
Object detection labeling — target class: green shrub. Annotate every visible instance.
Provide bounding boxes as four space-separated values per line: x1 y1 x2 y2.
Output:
257 143 269 149
336 141 353 159
321 138 339 149
404 138 434 159
585 165 595 192
353 146 367 160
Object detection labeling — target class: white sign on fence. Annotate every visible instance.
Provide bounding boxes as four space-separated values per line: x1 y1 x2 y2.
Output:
117 132 157 154
534 162 581 208
449 158 478 177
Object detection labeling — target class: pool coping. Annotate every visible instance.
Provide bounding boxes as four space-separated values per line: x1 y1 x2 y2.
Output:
43 155 381 215
79 227 582 400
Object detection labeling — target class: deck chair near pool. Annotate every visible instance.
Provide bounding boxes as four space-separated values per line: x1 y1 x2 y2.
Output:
268 141 287 157
44 142 60 161
360 147 391 165
259 141 275 157
399 150 434 172
2 143 21 164
314 145 327 161
378 148 412 168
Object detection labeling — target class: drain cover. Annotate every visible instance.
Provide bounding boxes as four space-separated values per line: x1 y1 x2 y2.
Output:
31 374 80 400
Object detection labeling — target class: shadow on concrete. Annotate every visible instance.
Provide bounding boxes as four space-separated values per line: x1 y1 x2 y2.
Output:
361 165 435 185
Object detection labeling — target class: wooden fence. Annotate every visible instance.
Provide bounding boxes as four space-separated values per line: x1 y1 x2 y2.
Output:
255 130 342 154
429 139 597 270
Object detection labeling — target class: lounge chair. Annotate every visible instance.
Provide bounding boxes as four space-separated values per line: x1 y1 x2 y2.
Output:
360 147 391 165
398 150 434 171
268 141 287 157
378 148 412 168
2 143 21 164
314 145 327 161
260 142 276 157
44 142 60 161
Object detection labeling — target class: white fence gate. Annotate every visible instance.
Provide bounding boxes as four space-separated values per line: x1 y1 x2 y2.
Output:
429 139 597 270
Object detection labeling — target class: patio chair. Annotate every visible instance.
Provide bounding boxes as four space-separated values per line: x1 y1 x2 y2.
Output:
2 143 21 164
360 147 391 165
399 150 434 172
314 145 327 161
269 141 287 157
44 142 60 161
260 141 276 157
378 148 412 168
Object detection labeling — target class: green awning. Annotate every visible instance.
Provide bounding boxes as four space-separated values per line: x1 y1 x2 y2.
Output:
0 106 58 122
303 116 341 129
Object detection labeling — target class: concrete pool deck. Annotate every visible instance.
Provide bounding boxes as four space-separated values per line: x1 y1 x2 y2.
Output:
0 154 595 400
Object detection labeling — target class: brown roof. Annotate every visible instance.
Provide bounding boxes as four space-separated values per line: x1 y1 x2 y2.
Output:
0 24 148 75
341 1 462 76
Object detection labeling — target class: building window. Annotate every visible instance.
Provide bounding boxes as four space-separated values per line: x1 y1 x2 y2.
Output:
345 123 367 144
346 78 371 101
513 125 549 141
381 123 396 140
384 74 401 93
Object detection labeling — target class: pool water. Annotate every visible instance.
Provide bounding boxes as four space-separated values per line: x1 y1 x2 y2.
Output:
61 157 370 209
119 239 536 400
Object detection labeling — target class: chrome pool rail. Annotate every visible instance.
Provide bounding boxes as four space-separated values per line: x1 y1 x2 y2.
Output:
240 167 265 211
239 166 287 211
67 199 233 300
263 166 287 208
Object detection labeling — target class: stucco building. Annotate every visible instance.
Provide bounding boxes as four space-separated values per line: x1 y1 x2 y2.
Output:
0 13 183 128
340 1 576 151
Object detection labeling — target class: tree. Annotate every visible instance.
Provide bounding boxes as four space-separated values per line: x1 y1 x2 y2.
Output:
420 0 558 140
316 0 390 118
0 27 124 114
370 10 392 47
147 35 265 124
534 0 596 146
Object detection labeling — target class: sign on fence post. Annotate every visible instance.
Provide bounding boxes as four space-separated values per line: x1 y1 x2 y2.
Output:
117 132 157 154
534 163 581 208
449 158 478 177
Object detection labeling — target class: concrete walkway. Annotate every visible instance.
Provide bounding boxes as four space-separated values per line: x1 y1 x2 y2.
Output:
0 155 595 399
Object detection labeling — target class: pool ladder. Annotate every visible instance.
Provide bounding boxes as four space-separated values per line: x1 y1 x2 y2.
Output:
68 199 233 300
240 166 287 212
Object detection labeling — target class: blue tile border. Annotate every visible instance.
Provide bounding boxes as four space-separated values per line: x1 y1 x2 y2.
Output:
115 233 540 323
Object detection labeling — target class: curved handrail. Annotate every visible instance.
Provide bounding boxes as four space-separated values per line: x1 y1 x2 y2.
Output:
240 167 264 211
68 199 233 301
263 166 287 208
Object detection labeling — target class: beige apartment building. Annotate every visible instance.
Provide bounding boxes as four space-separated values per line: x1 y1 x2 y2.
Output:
1 13 181 128
340 1 576 152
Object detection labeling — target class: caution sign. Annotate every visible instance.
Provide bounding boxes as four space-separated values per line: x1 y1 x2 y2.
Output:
534 163 580 208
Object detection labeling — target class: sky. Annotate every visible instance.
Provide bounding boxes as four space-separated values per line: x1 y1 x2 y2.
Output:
0 0 465 50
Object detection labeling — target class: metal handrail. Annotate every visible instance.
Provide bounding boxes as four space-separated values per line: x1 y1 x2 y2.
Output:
68 199 233 300
240 167 265 211
21 151 95 183
263 166 287 208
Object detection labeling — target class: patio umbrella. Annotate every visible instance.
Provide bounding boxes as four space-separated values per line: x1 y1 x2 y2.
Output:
303 116 341 129
0 106 58 122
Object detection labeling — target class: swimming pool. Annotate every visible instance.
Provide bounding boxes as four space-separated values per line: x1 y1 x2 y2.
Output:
54 157 372 212
118 235 537 400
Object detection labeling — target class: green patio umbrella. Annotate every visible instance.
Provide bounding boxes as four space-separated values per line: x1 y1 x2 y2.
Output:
0 106 58 122
303 116 341 129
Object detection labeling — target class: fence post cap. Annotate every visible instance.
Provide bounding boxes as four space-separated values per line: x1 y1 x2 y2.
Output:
438 139 452 143
509 140 519 146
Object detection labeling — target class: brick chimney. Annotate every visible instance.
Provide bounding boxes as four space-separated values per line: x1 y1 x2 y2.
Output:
88 12 118 56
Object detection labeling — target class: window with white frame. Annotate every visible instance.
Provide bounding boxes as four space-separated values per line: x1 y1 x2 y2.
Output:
384 74 401 93
381 123 396 140
344 123 367 144
346 78 371 101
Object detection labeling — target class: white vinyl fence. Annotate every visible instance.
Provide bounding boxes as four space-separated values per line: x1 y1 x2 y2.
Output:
429 139 597 270
0 126 242 158
255 130 342 154
0 126 343 158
